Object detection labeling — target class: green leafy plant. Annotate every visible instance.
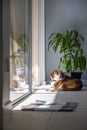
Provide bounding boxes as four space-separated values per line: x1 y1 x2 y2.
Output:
10 52 24 68
48 30 86 73
10 32 28 70
11 32 28 53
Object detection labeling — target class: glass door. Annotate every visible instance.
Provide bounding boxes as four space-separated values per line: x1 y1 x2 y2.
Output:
10 0 31 101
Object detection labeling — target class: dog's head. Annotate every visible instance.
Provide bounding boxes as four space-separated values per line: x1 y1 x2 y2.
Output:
50 70 65 81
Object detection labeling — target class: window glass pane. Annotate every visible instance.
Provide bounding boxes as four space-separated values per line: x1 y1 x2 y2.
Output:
10 0 30 101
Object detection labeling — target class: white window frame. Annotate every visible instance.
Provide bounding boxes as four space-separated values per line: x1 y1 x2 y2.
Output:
38 0 45 85
32 0 45 86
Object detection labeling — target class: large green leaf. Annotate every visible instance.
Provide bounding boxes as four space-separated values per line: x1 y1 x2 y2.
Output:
49 33 55 40
73 57 79 70
79 56 86 70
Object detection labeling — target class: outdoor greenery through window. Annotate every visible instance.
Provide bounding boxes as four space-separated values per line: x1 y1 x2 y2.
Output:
10 0 30 101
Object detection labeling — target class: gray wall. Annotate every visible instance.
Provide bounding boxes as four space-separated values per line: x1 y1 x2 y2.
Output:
45 0 87 82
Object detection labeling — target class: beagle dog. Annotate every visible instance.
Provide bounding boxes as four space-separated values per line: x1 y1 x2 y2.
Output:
50 70 82 91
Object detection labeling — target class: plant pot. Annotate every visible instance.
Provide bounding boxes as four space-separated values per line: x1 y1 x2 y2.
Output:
71 72 82 79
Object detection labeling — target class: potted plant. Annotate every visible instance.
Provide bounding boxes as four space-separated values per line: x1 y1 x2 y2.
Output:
48 30 86 79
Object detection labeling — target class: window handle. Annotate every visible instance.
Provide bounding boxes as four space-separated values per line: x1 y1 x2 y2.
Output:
4 57 9 72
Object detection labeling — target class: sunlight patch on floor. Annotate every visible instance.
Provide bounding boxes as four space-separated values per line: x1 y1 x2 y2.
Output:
13 85 59 110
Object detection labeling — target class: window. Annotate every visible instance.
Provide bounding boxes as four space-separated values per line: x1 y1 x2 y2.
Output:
3 0 45 104
10 0 31 101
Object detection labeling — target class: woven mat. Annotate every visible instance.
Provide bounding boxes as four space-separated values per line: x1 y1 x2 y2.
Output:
21 100 78 112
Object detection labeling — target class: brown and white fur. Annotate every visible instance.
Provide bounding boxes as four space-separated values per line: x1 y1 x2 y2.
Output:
50 70 82 91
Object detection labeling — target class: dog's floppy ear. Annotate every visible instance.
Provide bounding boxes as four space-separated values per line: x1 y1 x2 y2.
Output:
52 70 58 75
55 70 59 74
50 70 59 79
